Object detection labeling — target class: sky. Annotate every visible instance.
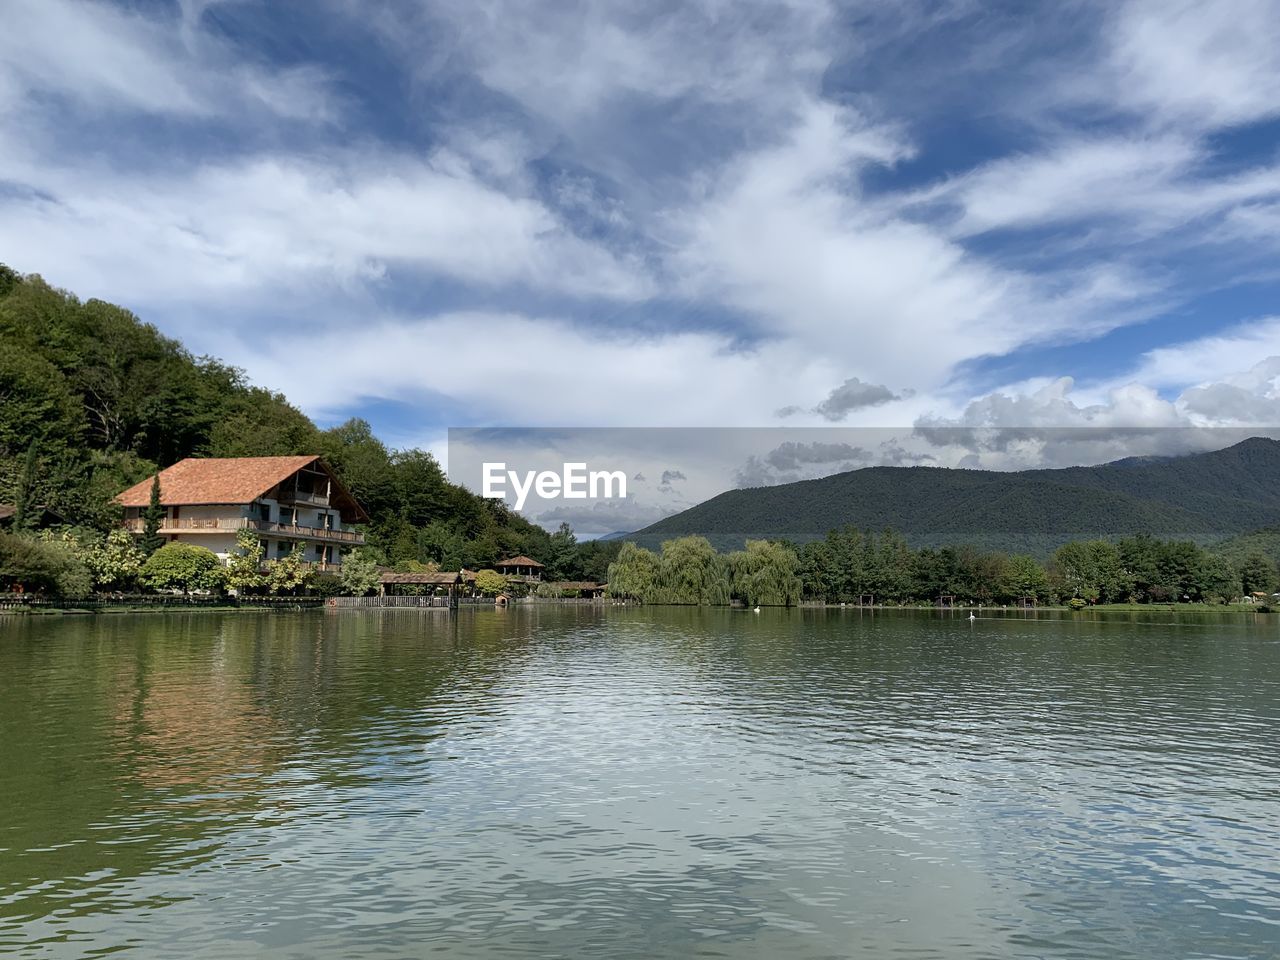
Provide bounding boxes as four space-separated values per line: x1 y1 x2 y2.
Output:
4 0 1280 524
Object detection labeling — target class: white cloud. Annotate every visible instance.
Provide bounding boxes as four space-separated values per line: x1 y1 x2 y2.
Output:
670 102 1159 392
1105 0 1280 130
0 148 651 306
912 335 1280 467
6 0 1280 447
428 0 837 125
237 311 846 428
1124 318 1280 393
0 0 336 120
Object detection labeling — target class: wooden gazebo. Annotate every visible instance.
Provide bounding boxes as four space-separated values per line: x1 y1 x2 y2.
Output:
379 571 463 603
494 556 544 581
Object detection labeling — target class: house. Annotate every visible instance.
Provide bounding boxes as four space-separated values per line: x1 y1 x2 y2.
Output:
0 504 65 530
115 456 368 570
494 555 544 581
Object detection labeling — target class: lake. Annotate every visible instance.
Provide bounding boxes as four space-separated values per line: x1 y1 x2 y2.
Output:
2 607 1278 959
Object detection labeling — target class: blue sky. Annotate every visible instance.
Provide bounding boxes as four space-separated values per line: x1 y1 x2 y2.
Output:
3 0 1280 473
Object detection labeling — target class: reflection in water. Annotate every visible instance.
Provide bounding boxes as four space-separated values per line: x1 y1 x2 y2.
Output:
1 607 1278 958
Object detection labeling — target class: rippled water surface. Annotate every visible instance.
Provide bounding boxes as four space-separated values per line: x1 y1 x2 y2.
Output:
2 607 1279 958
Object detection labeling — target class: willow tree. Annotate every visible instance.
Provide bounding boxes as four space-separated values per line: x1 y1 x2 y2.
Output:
728 539 802 607
657 535 729 605
607 541 660 601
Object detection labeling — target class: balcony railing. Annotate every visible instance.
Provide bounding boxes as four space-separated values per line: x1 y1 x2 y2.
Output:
123 517 363 545
275 488 330 507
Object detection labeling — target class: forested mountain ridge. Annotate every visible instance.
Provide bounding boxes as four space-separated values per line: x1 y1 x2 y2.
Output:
636 437 1280 555
0 264 557 570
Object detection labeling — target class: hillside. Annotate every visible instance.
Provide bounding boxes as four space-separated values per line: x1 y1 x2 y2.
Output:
0 263 552 569
635 438 1280 555
1211 526 1280 569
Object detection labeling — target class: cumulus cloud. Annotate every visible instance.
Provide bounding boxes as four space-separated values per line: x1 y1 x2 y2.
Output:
763 441 870 472
659 470 686 485
533 497 677 537
813 378 901 420
734 439 875 487
913 350 1280 467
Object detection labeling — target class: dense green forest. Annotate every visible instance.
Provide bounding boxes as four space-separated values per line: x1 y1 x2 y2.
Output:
609 531 1280 607
637 437 1280 556
0 264 613 578
3 264 1276 604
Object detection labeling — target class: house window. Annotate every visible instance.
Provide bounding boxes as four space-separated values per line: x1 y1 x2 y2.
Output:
280 507 296 526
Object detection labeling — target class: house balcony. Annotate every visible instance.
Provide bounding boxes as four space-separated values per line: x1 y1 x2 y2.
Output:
275 487 330 507
123 517 364 545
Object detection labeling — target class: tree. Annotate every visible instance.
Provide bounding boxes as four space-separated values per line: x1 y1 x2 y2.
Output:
0 531 91 596
264 545 312 595
798 539 834 600
224 528 266 594
1050 539 1128 603
11 444 38 531
999 554 1049 603
1237 553 1278 596
84 528 144 591
544 522 581 581
657 536 729 605
340 548 381 596
206 388 319 458
607 541 660 600
1196 553 1238 603
474 569 508 596
139 542 221 593
728 540 802 606
141 474 165 555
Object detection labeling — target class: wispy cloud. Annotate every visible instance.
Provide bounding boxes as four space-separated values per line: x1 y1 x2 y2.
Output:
4 0 1280 452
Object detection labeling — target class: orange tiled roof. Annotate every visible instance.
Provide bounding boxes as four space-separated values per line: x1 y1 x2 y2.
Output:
116 456 320 508
495 555 543 567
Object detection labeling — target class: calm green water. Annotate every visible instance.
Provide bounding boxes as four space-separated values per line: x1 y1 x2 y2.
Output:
2 607 1278 959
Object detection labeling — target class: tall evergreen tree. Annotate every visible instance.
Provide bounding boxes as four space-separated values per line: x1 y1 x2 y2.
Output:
141 474 166 555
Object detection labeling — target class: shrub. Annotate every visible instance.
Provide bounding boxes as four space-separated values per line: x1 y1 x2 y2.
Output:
264 547 312 595
139 543 222 594
339 548 381 596
474 569 507 596
309 573 344 597
0 531 92 597
1067 597 1088 610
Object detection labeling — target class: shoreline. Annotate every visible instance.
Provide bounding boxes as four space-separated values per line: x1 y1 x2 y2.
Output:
3 599 1272 617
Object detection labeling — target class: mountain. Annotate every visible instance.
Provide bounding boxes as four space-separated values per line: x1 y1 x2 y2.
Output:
1210 526 1280 569
634 438 1280 555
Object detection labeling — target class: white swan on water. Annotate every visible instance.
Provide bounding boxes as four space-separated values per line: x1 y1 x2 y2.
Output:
968 613 977 622
753 606 761 613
